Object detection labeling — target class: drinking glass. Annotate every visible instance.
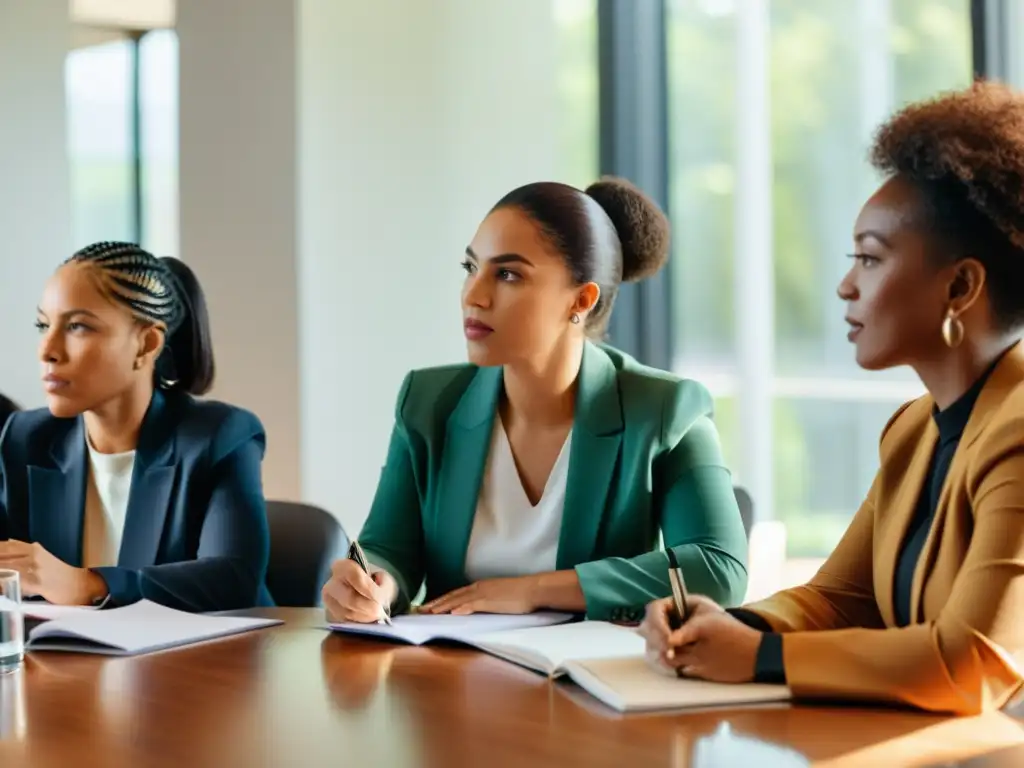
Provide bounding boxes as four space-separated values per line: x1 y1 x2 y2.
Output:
0 569 24 674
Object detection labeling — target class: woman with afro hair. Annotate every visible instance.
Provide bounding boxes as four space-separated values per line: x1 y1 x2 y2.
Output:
640 81 1024 716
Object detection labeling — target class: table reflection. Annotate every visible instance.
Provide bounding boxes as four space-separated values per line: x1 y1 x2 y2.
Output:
320 633 396 711
7 611 1024 768
688 723 809 767
0 667 26 740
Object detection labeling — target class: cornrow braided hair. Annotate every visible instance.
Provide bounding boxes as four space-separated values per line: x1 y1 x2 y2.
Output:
65 242 186 333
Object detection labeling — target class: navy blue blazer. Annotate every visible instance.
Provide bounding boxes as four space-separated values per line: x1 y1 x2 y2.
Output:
0 390 272 612
0 394 16 432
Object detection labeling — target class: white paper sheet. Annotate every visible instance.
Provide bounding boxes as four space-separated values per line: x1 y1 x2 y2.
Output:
329 611 575 645
27 599 281 655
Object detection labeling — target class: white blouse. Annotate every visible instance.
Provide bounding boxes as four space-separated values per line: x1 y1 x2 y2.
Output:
81 439 136 568
463 417 572 582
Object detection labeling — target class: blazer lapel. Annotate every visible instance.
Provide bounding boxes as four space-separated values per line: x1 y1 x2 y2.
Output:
909 342 1024 621
556 343 623 570
955 342 1024 454
874 405 936 626
433 366 500 587
29 418 88 566
118 391 177 569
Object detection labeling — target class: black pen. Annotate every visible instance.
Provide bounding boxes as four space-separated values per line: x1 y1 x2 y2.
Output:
347 540 392 625
666 548 690 630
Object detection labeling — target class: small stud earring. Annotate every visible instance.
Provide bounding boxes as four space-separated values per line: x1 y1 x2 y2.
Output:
570 312 581 325
941 311 964 348
133 358 142 371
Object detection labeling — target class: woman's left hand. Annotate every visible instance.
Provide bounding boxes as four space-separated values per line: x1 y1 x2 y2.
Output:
637 594 762 684
0 540 107 605
420 576 539 615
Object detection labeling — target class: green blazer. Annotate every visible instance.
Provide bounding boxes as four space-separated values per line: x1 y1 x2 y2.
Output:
359 342 748 621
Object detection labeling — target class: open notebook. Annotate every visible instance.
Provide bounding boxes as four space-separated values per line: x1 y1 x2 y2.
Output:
560 656 791 713
16 599 282 655
329 613 646 676
331 613 791 712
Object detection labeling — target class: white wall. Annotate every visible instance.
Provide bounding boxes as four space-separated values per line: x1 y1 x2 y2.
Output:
179 0 563 535
298 0 561 536
177 0 301 502
0 0 72 411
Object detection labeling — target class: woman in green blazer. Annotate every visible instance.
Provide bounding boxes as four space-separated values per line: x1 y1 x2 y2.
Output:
322 177 748 623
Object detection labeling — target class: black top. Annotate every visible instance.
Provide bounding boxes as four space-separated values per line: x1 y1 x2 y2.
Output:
732 364 996 684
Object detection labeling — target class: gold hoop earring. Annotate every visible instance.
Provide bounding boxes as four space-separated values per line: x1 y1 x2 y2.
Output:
942 312 964 348
570 312 581 325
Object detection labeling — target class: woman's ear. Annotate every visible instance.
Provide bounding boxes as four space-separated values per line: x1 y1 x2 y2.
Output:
136 325 166 369
574 282 601 316
948 257 986 314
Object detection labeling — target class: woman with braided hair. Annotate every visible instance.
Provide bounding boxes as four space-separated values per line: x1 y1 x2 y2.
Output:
0 242 272 611
640 81 1024 715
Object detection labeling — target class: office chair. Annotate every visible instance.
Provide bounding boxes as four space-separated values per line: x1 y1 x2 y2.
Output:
734 486 754 540
265 500 349 607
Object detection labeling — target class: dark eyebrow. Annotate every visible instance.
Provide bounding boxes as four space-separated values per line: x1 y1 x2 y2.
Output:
465 246 534 268
854 230 892 248
35 307 102 320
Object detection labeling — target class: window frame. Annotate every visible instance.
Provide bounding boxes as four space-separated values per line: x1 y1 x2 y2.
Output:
598 0 1000 527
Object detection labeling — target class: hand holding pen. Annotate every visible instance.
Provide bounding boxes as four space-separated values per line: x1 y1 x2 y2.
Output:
321 541 397 625
637 549 764 683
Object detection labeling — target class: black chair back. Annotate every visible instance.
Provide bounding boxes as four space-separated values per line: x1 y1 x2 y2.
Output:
265 500 349 607
734 486 754 540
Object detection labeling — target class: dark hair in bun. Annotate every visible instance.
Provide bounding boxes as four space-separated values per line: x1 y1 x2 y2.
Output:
491 176 670 337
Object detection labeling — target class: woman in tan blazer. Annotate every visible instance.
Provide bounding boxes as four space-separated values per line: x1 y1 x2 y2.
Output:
640 81 1024 716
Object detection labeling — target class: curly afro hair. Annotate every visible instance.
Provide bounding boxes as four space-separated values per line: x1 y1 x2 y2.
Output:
492 177 669 338
870 80 1024 330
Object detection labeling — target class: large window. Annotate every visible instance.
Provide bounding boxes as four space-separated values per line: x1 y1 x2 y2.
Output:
139 30 179 257
555 0 600 187
66 28 179 256
66 37 134 246
666 0 973 556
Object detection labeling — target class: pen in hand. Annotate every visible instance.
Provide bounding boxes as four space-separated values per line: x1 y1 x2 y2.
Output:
665 549 689 664
347 540 393 625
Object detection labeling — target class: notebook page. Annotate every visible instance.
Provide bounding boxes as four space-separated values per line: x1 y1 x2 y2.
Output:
564 656 791 712
28 599 280 653
471 621 646 676
22 603 98 621
328 612 574 646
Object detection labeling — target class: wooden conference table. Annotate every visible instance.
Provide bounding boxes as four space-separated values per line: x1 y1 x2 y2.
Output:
2 609 1024 767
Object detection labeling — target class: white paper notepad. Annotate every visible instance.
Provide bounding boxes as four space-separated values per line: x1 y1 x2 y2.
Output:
330 614 645 676
561 656 791 713
24 599 281 655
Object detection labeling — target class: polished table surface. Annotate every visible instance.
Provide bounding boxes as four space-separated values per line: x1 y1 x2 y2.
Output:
2 608 1024 767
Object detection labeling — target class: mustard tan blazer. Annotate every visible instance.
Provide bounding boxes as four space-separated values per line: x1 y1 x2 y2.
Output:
742 343 1024 715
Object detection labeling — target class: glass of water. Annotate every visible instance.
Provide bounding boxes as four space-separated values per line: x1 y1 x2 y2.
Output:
0 569 23 674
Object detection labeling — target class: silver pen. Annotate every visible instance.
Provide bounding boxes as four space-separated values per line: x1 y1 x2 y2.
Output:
347 540 392 625
666 548 690 629
666 549 691 674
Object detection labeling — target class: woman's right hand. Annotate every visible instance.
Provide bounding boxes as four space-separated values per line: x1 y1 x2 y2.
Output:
322 559 399 623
